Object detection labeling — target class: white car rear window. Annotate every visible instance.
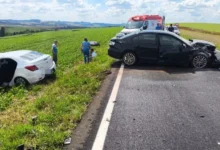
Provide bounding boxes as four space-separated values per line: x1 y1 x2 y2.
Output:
20 51 43 61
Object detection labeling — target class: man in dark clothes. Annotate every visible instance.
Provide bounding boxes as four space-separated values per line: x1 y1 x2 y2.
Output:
168 24 174 32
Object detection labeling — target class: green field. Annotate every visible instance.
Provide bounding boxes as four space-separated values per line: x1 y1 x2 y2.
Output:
180 23 220 33
0 27 120 149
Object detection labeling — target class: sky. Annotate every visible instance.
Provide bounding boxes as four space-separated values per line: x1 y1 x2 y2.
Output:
0 0 220 23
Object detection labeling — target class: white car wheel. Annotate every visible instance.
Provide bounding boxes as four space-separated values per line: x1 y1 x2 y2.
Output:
14 77 28 86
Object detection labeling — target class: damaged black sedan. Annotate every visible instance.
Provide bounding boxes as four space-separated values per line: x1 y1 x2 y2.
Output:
108 30 220 68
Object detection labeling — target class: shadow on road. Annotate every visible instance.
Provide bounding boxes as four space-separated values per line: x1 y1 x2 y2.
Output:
111 60 220 74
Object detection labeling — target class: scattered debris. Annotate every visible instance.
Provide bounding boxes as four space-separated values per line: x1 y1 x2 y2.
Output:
200 115 205 118
16 144 24 150
133 118 136 121
27 147 35 150
105 70 112 75
217 141 220 145
32 116 38 126
172 85 176 87
106 118 110 122
64 138 72 145
113 100 117 103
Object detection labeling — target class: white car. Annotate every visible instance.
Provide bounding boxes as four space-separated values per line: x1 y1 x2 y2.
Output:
0 50 56 86
165 26 180 35
173 26 180 35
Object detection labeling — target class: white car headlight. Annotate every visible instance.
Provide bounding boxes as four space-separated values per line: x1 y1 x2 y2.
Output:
109 41 115 46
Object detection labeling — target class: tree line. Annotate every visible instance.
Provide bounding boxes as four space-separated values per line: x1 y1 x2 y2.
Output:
0 26 88 37
0 27 5 37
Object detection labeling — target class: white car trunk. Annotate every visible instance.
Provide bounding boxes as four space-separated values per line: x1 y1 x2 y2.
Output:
32 55 53 74
20 51 53 74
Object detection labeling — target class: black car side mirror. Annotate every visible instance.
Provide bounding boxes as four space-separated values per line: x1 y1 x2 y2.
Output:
179 43 186 52
182 43 187 48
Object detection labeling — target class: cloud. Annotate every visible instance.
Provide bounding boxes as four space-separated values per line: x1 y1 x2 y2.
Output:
0 0 219 23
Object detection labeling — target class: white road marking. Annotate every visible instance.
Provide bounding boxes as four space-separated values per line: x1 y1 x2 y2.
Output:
91 64 124 150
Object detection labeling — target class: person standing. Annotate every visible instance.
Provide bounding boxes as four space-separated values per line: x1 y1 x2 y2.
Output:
155 23 162 30
52 40 58 65
168 24 174 32
81 38 91 64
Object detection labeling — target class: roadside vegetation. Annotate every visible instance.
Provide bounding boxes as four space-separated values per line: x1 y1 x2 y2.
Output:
181 29 220 49
180 23 220 35
0 27 120 149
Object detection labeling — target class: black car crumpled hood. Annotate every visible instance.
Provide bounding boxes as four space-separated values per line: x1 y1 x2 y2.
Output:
191 39 216 51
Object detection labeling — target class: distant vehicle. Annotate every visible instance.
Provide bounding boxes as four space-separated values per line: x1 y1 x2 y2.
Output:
0 50 56 86
108 30 220 68
174 23 179 27
165 26 180 35
116 15 165 38
173 26 180 35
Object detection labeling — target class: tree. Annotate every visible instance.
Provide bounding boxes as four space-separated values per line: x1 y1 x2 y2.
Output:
0 27 5 37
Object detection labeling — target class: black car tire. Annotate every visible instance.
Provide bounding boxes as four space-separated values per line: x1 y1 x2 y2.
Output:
122 52 137 66
192 54 208 69
14 77 29 86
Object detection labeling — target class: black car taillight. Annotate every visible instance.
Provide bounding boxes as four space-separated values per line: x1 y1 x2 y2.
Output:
25 65 38 71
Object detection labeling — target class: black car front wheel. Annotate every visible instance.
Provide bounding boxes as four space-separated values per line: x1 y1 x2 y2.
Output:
122 52 137 66
192 54 208 68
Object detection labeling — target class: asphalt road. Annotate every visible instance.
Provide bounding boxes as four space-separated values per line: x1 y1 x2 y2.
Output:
102 65 220 150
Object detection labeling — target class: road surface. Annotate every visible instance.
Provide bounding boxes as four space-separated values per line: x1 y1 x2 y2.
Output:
67 63 220 150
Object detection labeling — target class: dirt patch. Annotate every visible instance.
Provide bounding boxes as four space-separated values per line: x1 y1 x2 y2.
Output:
181 29 220 48
180 27 220 36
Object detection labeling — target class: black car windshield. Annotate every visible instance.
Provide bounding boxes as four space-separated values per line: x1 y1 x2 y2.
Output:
125 21 144 29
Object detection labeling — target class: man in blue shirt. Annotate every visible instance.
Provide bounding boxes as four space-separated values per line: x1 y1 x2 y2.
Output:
155 23 162 30
81 38 91 64
52 40 58 64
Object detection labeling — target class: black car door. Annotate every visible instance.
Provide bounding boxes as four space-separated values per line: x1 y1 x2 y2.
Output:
158 34 190 65
133 33 159 63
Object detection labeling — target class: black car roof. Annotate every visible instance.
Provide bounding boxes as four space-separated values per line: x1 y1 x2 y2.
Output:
140 30 176 36
119 30 191 46
120 30 178 39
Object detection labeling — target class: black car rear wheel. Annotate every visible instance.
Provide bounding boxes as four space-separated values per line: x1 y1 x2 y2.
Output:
122 52 137 66
192 54 208 68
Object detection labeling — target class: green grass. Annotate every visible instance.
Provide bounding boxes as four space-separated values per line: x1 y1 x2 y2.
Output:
180 23 220 33
0 27 121 149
